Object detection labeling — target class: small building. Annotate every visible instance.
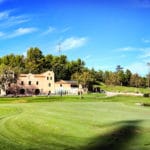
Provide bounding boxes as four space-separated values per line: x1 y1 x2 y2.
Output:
16 71 55 95
55 80 79 95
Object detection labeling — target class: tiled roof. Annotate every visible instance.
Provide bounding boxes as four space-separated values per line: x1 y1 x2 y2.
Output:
55 80 78 85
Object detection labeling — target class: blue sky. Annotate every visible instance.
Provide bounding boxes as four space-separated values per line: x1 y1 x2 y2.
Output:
0 0 150 75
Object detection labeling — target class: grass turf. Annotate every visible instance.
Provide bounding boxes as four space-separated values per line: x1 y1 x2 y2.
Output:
0 94 149 150
100 84 150 93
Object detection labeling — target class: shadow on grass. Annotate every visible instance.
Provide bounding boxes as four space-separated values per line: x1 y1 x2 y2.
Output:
83 120 141 150
143 103 150 107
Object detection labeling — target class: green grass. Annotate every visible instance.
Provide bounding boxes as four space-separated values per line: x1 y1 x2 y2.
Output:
100 84 150 93
0 94 149 149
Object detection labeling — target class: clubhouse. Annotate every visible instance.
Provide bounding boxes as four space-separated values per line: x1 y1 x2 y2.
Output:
1 71 80 95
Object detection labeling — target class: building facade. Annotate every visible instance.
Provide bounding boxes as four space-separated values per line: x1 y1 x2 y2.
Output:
0 71 82 96
17 71 55 95
55 80 79 95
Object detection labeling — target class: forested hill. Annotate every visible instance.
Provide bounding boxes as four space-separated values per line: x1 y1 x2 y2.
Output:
0 47 148 88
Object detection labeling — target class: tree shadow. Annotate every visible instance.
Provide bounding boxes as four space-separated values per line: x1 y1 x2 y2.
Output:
83 120 141 150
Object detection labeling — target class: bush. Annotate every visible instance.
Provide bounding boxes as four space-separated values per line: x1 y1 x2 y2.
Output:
143 103 150 106
143 93 150 97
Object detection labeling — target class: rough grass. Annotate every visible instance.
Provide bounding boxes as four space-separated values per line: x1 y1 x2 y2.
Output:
0 94 149 150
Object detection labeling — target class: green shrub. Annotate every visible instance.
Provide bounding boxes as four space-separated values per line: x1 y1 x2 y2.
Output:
143 103 150 106
143 93 150 97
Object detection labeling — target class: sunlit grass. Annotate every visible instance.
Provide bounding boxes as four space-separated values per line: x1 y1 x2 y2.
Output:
100 84 150 93
0 94 149 149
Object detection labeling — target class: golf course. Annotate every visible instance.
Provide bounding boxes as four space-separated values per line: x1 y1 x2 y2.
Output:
0 94 149 150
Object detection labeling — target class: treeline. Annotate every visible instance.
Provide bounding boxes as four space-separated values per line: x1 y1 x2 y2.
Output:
71 68 148 90
0 47 148 88
0 47 85 81
98 69 147 87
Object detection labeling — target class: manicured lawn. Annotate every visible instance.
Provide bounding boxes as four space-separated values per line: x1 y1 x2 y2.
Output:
0 94 149 150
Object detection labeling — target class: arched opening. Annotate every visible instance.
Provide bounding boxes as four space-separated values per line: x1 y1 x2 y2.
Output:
6 90 11 95
20 89 25 95
35 89 40 95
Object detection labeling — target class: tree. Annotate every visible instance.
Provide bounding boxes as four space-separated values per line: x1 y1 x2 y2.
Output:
116 70 125 86
25 47 44 73
96 70 104 82
104 71 117 85
69 59 85 74
71 70 95 91
147 62 150 87
43 54 53 71
0 54 25 72
0 64 18 94
124 69 132 86
103 71 110 84
130 73 140 87
52 55 69 81
116 65 123 72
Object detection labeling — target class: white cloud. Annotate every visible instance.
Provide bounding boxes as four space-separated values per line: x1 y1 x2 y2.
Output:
141 52 150 58
125 62 148 76
117 46 138 52
139 47 150 58
0 10 30 28
116 46 150 52
6 27 37 38
117 46 150 58
0 15 29 28
42 26 56 35
142 38 150 43
57 37 88 51
61 27 71 33
0 11 9 20
0 31 5 37
15 27 37 34
8 15 29 25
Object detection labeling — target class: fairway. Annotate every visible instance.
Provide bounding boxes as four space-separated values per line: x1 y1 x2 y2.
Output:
0 95 149 150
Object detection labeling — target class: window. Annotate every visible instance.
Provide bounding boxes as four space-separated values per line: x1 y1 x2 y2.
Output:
48 83 51 87
28 81 31 85
71 84 78 88
47 77 49 80
21 81 24 85
50 77 52 80
36 81 39 85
